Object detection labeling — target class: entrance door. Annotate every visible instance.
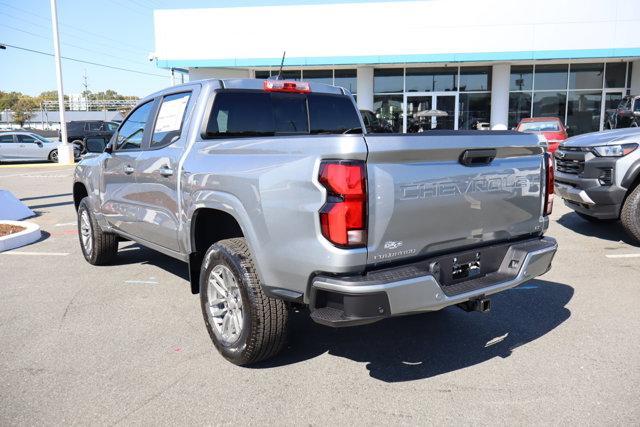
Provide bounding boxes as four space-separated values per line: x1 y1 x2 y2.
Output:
600 90 624 130
403 92 458 132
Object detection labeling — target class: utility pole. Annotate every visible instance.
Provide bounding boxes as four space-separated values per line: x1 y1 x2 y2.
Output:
82 69 89 111
49 0 74 164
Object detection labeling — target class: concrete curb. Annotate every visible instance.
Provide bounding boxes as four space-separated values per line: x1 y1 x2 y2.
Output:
0 221 42 252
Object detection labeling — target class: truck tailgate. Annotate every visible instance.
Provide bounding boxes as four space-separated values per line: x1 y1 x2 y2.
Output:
364 132 545 266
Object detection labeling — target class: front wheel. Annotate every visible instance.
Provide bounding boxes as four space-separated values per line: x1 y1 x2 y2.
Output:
200 238 288 365
621 186 640 244
72 139 86 154
77 198 118 265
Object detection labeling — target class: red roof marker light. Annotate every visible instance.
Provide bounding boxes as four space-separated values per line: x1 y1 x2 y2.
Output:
263 80 311 93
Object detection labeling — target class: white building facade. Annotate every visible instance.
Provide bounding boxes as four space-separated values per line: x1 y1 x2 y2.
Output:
153 0 640 135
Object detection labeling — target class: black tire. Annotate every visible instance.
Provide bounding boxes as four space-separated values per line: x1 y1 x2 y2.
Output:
621 186 640 244
576 212 617 223
77 198 118 265
604 121 612 130
200 238 288 366
48 149 58 163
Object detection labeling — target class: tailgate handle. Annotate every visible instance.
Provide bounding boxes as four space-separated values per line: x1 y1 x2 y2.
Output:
459 149 497 166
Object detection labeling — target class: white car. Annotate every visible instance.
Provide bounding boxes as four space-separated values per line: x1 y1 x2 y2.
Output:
0 131 79 163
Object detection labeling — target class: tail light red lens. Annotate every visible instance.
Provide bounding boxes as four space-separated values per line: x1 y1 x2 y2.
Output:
544 152 554 216
318 161 366 247
263 80 311 93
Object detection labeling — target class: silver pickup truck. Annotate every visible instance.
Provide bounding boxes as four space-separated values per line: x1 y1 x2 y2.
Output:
73 78 557 365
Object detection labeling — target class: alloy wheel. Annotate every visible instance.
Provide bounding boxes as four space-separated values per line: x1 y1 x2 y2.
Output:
207 264 244 345
80 210 93 257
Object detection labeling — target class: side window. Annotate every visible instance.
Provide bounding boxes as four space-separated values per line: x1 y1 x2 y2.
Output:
17 135 37 143
115 101 154 151
151 92 191 148
0 134 14 143
634 98 640 112
88 122 103 131
106 122 118 132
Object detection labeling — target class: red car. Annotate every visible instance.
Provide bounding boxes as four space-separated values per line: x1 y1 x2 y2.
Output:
516 117 568 153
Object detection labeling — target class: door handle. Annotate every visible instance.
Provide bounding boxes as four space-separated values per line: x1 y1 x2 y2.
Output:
124 165 135 174
159 166 174 177
459 149 497 166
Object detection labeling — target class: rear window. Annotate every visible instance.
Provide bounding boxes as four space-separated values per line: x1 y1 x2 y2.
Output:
205 91 362 138
517 121 560 132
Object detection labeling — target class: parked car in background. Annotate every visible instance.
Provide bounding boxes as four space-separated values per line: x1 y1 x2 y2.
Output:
604 95 640 129
73 78 557 365
62 120 119 152
516 117 568 153
359 109 392 133
554 127 640 243
0 131 80 163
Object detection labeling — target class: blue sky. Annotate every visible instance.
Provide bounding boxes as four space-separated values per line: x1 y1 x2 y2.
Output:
0 0 406 97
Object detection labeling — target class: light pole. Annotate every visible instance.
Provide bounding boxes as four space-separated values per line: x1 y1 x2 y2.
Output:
49 0 74 164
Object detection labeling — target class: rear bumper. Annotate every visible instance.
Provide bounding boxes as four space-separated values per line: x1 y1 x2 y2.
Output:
309 237 557 327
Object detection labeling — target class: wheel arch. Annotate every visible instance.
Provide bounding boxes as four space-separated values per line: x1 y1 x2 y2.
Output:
73 181 89 211
186 195 265 294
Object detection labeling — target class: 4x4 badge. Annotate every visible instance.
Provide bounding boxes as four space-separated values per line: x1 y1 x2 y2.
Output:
384 241 403 250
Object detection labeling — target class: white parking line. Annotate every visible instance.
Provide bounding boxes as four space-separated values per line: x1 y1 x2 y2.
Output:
605 253 640 259
124 280 159 285
1 251 70 256
55 222 77 227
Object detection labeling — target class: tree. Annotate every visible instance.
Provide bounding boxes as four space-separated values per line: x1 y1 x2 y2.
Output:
37 90 68 101
0 91 22 110
12 97 37 127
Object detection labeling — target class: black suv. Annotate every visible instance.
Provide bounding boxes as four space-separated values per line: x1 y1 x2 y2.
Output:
62 120 119 152
604 95 640 129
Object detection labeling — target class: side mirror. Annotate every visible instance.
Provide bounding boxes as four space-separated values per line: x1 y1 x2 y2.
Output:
85 137 108 153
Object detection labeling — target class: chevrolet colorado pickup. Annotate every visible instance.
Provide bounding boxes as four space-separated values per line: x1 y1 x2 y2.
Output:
73 78 557 365
554 127 640 243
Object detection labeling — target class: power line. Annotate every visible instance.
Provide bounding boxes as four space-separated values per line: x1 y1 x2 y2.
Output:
1 42 168 78
2 23 151 67
0 1 151 53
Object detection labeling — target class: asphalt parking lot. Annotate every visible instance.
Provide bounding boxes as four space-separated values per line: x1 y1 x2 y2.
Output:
1 163 639 425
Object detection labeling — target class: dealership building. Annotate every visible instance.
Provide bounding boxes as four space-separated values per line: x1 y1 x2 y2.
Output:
153 0 640 135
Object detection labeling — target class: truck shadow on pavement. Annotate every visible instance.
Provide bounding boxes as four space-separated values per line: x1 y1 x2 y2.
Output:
259 280 573 383
557 212 637 246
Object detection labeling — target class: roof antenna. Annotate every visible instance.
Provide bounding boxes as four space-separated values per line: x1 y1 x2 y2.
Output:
275 51 286 80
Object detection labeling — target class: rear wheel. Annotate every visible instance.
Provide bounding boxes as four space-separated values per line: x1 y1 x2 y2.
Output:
621 186 640 244
200 238 288 365
72 139 86 154
48 149 58 163
77 198 118 265
576 212 617 223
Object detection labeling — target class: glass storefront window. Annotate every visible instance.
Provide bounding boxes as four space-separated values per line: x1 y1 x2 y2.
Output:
508 92 532 129
458 93 491 130
280 70 301 81
605 63 626 88
334 69 357 94
405 67 457 92
459 67 491 91
510 66 533 91
303 70 333 86
373 95 403 133
566 91 601 135
534 65 568 90
533 91 566 119
569 63 603 90
374 68 404 93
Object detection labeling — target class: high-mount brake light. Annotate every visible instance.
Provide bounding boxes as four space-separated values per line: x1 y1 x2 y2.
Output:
318 161 367 247
263 80 311 93
544 152 554 216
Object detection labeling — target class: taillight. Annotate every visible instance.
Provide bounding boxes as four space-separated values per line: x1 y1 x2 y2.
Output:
544 152 554 216
263 80 311 93
318 161 367 247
